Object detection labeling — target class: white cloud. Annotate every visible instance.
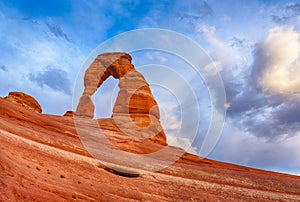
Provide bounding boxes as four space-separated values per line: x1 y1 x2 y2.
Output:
196 24 236 71
159 101 181 132
0 12 86 114
155 92 199 155
196 24 216 35
168 135 197 154
297 16 300 25
255 26 300 98
210 123 300 175
145 51 168 64
204 61 222 75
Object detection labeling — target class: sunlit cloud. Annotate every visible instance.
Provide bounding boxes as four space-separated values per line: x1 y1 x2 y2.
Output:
196 24 236 71
254 26 300 99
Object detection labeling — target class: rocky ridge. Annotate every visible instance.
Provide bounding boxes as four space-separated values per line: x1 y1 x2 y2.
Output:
0 93 299 201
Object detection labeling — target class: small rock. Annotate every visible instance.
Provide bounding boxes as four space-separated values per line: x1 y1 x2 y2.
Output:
4 92 42 113
63 111 74 117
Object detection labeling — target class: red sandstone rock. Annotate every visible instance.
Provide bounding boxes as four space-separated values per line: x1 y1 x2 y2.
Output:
75 95 94 118
4 92 42 113
0 96 300 201
113 70 160 119
75 52 166 145
63 111 74 117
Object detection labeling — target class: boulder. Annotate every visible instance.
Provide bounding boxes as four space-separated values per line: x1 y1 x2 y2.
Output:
4 92 42 113
63 110 74 117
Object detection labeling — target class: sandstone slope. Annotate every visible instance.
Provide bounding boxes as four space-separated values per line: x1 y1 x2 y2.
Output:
0 97 300 201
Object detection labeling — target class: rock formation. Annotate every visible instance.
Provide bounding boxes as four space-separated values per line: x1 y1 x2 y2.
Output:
4 92 42 113
0 96 300 201
75 52 166 145
64 110 74 117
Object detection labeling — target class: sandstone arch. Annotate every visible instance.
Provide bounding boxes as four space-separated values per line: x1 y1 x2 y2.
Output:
75 52 167 145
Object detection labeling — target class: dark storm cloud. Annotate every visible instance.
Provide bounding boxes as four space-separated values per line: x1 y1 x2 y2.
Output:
274 101 300 125
238 100 300 141
224 41 300 140
29 66 71 95
46 22 70 42
0 65 8 72
272 2 300 24
225 76 272 118
225 81 300 140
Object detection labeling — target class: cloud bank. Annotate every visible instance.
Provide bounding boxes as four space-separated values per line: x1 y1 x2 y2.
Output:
253 26 300 98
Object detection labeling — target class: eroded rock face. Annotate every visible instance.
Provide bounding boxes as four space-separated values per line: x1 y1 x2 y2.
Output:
4 92 42 113
75 52 166 145
113 70 160 119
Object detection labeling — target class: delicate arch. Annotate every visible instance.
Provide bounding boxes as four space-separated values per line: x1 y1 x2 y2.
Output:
75 52 166 145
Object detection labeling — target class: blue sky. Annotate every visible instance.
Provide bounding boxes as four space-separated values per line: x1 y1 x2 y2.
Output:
1 0 300 175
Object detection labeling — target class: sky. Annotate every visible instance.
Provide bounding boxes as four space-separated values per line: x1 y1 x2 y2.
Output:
0 0 300 175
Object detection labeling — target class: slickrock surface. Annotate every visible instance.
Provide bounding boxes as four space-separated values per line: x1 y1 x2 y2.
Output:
0 96 300 201
4 92 42 113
